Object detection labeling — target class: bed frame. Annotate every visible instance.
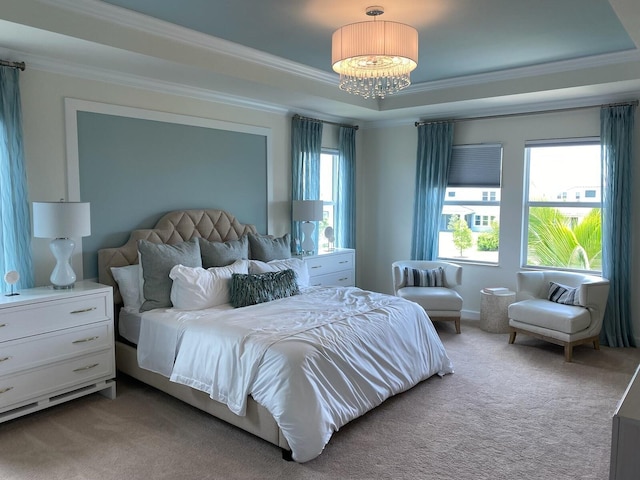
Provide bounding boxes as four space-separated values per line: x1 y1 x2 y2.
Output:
97 209 291 457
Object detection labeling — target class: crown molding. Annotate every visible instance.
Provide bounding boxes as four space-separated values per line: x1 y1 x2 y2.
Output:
39 0 337 85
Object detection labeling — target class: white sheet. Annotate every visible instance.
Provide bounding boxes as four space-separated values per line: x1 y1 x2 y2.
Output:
137 286 453 462
118 306 144 345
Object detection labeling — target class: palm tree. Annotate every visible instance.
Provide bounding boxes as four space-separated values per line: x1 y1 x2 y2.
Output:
528 207 601 270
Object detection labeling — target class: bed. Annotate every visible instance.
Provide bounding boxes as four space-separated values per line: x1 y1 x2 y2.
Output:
98 209 453 462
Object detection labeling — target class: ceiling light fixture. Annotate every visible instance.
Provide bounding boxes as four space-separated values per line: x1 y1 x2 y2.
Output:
331 6 418 99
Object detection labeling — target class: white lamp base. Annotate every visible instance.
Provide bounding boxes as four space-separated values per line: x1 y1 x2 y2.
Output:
300 221 316 255
49 238 77 289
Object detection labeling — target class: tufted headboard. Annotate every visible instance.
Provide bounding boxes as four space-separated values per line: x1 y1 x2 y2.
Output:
98 209 257 306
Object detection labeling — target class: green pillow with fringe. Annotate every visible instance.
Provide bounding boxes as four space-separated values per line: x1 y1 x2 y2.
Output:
230 269 299 308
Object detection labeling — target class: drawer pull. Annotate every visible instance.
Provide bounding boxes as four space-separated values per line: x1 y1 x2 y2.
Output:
70 307 97 314
338 260 349 264
72 336 99 344
310 266 322 269
73 363 99 372
0 323 6 328
0 386 13 394
0 356 11 363
338 277 348 282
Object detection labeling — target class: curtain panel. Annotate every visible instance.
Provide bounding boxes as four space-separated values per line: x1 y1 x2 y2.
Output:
0 66 33 290
600 104 636 347
336 126 356 249
290 116 322 253
411 122 455 260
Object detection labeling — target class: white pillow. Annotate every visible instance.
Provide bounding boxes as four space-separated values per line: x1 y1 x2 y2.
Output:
249 257 310 288
111 264 143 311
169 259 249 310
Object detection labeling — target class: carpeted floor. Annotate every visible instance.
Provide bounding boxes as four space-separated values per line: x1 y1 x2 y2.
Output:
1 318 638 480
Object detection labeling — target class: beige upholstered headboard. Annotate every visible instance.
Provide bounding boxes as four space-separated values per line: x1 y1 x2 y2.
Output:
98 209 257 306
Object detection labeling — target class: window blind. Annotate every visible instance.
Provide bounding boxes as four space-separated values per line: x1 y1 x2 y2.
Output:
448 144 502 187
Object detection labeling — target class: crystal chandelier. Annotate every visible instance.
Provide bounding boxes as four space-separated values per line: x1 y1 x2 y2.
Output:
331 6 418 99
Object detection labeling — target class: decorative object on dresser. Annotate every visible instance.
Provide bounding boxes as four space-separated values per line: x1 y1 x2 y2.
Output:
4 271 20 296
292 200 323 255
32 201 91 289
0 281 115 423
303 248 355 287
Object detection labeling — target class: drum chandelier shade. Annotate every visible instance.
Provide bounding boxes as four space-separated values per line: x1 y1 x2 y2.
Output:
332 6 418 99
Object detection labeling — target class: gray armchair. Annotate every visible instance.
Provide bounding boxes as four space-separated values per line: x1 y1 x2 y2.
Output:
392 260 463 333
507 271 609 362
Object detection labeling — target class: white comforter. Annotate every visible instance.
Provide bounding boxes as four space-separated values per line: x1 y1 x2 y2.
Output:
137 286 453 462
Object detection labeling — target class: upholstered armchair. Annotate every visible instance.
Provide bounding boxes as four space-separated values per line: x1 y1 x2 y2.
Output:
507 271 609 362
392 260 463 333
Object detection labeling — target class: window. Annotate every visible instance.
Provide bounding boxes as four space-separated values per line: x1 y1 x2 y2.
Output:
523 139 601 271
438 144 502 263
319 150 338 252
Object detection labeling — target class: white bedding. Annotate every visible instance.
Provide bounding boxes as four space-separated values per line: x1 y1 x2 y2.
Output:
137 286 453 462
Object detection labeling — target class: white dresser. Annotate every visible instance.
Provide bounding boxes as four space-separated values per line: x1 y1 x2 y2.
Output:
303 248 355 287
0 281 115 423
610 364 640 480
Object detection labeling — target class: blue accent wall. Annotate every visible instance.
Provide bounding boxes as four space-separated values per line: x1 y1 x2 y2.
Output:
77 111 267 278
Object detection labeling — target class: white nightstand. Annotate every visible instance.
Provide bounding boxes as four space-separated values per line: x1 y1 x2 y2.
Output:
303 248 355 287
0 281 116 423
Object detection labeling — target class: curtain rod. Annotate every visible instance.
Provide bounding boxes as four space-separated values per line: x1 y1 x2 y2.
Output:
414 100 640 127
293 114 359 131
0 60 26 71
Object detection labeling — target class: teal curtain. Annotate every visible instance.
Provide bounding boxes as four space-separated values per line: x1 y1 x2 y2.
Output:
411 122 455 260
600 104 636 347
0 66 33 290
336 126 356 249
291 116 322 253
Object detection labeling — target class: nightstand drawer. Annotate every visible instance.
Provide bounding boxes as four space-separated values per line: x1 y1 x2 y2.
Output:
308 270 355 287
0 350 114 410
0 322 112 375
305 252 354 276
0 293 108 342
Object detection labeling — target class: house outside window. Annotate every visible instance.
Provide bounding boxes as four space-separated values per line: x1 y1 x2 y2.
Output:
523 139 601 271
438 144 502 263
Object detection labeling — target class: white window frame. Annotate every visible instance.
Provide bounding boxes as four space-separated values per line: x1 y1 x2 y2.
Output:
522 137 601 272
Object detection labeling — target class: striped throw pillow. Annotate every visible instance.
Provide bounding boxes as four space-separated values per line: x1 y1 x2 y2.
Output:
404 267 444 287
547 281 583 306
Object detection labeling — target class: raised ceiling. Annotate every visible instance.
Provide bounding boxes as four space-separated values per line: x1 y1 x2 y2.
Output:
1 0 640 124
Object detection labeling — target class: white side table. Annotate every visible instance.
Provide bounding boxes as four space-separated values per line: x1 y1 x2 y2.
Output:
480 290 516 333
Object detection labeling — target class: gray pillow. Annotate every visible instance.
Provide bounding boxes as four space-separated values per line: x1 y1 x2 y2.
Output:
138 239 202 312
248 233 291 262
198 236 249 268
229 269 299 308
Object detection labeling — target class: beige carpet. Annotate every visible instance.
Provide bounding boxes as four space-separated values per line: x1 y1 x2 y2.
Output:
1 318 639 480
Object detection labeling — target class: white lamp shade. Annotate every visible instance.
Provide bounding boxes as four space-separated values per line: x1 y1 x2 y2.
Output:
33 202 91 239
292 200 324 222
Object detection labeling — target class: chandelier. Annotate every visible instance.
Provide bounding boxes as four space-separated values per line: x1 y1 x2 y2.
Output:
331 6 418 99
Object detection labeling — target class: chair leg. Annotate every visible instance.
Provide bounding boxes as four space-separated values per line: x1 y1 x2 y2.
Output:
454 317 461 334
564 344 573 362
508 331 516 344
593 338 600 350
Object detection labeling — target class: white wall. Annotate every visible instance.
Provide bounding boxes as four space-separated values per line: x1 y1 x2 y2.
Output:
358 109 640 342
19 68 290 286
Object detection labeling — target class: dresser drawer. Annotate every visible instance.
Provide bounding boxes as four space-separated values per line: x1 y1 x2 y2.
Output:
305 252 354 276
0 350 114 410
308 269 355 287
0 322 112 376
0 293 108 342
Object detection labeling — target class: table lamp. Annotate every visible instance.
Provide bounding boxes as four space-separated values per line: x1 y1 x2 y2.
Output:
33 201 91 289
292 200 324 255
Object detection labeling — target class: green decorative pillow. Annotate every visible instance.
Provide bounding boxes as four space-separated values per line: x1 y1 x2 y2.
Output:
248 233 291 262
230 269 299 308
198 236 249 268
138 239 202 312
